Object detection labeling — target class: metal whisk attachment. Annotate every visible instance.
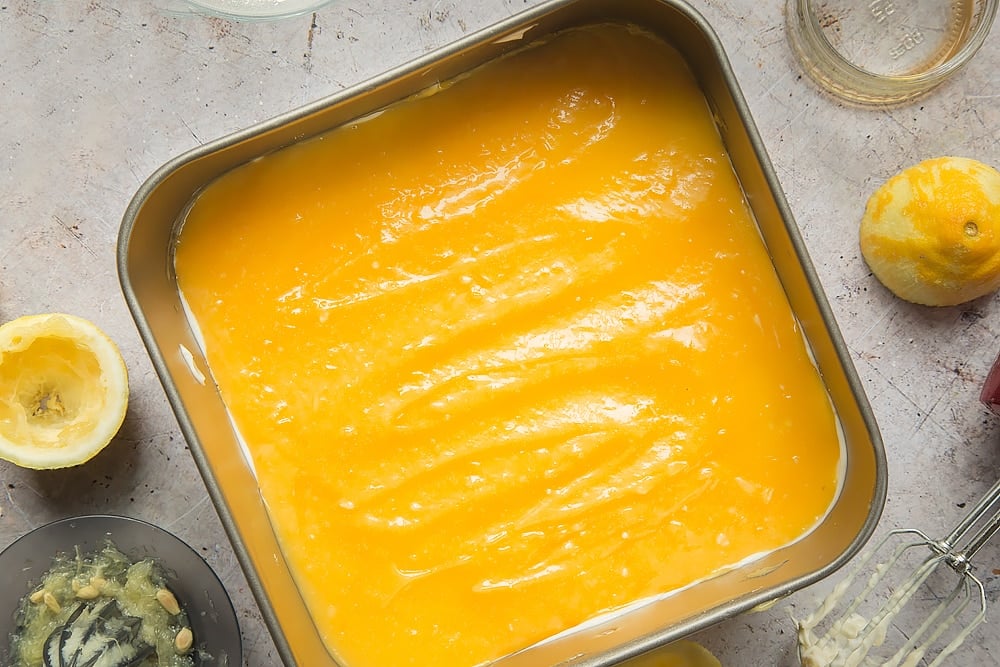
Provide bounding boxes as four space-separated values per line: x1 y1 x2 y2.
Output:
797 476 1000 667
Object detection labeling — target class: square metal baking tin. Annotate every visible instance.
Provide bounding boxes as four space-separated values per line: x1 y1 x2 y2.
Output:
117 1 887 665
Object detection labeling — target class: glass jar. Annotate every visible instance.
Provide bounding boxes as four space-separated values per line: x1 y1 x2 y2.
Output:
182 0 334 20
786 0 998 105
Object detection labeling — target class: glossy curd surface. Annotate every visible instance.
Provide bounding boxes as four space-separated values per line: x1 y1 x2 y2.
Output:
174 23 842 667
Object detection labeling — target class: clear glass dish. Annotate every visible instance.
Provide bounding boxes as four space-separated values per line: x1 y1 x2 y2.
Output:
786 0 998 104
0 515 242 666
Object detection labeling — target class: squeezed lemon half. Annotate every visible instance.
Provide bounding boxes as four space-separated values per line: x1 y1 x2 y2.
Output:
0 313 129 469
859 156 1000 307
623 640 722 667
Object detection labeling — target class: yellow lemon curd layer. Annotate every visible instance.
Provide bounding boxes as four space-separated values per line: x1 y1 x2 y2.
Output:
174 23 841 667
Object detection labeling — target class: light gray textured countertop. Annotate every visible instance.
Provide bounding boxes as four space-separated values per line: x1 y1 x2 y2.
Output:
2 1 999 665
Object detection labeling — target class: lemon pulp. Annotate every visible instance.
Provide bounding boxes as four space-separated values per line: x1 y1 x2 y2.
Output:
11 543 194 667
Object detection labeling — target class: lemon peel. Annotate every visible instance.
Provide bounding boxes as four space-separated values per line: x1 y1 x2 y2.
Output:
859 156 1000 307
0 313 129 469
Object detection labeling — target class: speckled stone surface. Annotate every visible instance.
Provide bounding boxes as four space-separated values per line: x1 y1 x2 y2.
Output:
1 1 999 665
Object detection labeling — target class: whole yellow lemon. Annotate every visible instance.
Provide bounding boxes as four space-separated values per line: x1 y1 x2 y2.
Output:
859 156 1000 306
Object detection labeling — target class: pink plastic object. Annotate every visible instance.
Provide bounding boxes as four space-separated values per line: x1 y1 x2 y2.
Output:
982 351 1000 415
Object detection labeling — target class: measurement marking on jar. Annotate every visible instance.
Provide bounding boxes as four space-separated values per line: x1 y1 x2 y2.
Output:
869 0 897 23
889 29 925 59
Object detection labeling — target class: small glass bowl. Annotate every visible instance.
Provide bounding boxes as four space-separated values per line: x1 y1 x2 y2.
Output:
786 0 998 105
0 515 242 666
